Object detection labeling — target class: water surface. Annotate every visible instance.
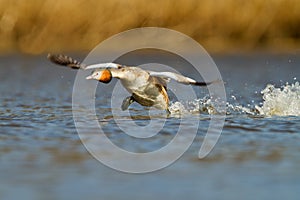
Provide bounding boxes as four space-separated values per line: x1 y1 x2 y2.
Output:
0 53 300 200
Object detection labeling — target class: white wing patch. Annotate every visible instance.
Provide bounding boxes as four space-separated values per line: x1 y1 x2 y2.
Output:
85 63 121 70
148 71 197 85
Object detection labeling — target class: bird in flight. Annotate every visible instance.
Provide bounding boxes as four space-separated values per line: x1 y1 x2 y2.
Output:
48 54 217 113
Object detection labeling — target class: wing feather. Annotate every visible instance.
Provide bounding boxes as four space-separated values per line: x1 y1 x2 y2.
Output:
48 53 122 70
47 54 85 69
148 71 217 86
85 63 121 69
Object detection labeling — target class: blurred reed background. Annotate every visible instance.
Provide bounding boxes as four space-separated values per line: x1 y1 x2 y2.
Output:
0 0 299 54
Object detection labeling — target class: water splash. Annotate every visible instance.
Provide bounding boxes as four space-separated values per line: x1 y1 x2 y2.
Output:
255 82 300 116
226 102 257 115
169 96 218 115
169 81 300 117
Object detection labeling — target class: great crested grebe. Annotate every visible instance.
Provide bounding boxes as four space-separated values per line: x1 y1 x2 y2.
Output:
48 54 216 113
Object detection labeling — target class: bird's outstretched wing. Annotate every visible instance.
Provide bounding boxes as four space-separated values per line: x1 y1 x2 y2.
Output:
47 54 121 70
148 71 218 86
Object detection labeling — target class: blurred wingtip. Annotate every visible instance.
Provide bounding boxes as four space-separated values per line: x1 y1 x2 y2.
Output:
47 53 83 69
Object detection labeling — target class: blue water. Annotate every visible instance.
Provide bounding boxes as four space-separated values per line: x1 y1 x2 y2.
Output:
0 53 300 200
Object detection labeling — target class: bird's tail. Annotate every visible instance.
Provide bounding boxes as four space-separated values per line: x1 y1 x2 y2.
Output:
47 53 86 69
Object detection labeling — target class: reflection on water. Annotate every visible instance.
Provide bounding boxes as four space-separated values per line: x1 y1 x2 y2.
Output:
0 54 300 200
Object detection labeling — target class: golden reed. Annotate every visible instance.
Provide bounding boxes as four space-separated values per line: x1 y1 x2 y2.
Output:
0 0 299 54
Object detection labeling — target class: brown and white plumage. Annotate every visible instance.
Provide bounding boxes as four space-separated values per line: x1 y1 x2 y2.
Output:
48 53 216 112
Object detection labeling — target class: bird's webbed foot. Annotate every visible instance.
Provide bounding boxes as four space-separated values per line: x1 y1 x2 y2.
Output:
121 96 135 111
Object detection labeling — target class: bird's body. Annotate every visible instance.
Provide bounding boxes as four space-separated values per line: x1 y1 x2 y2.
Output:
101 67 169 110
48 54 216 113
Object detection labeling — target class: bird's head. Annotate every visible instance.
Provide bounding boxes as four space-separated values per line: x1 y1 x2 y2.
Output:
86 69 112 83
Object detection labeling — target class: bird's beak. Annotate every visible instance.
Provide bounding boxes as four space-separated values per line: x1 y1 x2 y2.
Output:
86 75 93 80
